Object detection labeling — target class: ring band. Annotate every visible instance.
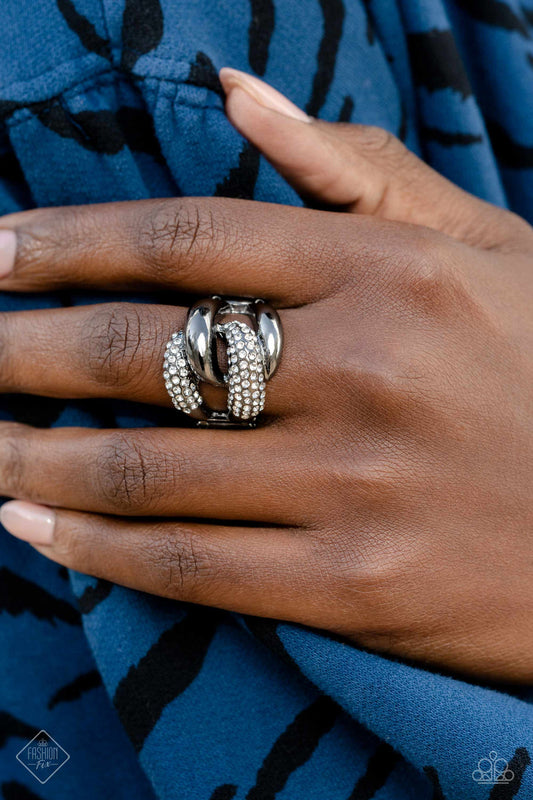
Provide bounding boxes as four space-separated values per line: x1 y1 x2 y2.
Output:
163 296 283 428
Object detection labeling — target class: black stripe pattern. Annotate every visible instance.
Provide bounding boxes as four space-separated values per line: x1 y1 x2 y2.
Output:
113 609 220 751
0 568 81 627
0 712 37 749
407 29 472 99
422 126 483 146
248 0 275 75
77 578 114 614
454 0 530 38
306 0 345 116
48 669 103 709
349 743 400 799
246 697 339 800
120 0 164 71
488 747 532 799
56 0 112 60
215 141 261 199
1 783 44 800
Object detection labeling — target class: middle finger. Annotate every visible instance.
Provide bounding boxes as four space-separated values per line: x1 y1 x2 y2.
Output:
0 422 310 523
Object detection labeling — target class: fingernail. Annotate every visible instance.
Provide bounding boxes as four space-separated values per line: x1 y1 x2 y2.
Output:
219 68 311 123
0 229 16 278
1 501 55 545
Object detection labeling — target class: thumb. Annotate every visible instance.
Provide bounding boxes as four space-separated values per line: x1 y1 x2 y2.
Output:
219 68 530 251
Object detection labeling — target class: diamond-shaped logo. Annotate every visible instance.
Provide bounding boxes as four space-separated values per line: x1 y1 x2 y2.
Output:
16 730 69 784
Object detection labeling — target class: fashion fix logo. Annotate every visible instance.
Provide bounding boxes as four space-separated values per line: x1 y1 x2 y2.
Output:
16 729 70 784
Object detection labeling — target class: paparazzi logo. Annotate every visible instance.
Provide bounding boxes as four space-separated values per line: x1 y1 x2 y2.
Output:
472 751 514 785
16 730 69 784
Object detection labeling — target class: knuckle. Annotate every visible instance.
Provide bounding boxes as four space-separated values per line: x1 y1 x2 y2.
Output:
493 209 533 251
312 339 414 426
330 462 401 514
352 125 401 157
395 233 467 315
0 313 15 387
14 207 89 282
322 524 413 636
95 432 190 512
150 526 215 600
0 423 30 497
96 432 154 511
138 200 224 279
84 303 145 389
51 516 87 564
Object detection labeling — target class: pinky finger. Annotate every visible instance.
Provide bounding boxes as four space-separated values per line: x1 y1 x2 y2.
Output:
0 500 321 623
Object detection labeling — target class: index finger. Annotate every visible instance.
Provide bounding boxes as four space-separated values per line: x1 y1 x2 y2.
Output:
0 197 354 305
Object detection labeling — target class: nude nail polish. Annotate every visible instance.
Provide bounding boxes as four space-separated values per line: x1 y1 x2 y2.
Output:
0 501 55 545
0 229 16 277
219 68 311 123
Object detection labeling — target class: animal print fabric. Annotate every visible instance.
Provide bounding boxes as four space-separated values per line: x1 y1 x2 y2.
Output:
0 1 532 798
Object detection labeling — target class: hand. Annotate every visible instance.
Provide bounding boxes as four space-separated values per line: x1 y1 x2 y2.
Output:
0 70 532 683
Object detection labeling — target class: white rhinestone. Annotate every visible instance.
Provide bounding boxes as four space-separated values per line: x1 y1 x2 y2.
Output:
168 355 176 364
184 388 192 397
243 389 251 398
169 366 177 375
252 390 260 398
171 375 180 385
163 370 170 380
178 358 187 367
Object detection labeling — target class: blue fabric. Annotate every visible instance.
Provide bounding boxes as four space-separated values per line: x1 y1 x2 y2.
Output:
0 1 532 798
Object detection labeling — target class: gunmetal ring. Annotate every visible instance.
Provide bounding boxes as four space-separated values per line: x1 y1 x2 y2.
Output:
163 296 283 428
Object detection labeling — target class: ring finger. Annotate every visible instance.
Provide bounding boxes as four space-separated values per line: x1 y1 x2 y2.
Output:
0 302 301 416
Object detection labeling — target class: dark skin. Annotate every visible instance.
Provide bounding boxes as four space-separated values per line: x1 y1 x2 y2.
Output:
0 72 532 683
